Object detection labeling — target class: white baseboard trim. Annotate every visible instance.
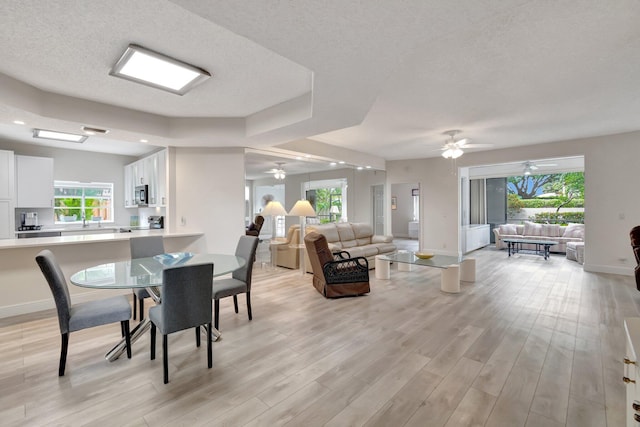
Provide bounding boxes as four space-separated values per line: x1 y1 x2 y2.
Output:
583 263 633 276
0 288 130 320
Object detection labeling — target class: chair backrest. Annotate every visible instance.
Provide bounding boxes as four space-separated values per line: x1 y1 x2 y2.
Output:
130 236 165 259
254 215 264 231
304 232 334 282
161 263 214 334
631 226 640 291
232 235 259 290
35 249 71 334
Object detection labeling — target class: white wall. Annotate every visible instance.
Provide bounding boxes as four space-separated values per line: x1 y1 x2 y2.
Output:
171 147 246 254
0 139 138 227
388 130 640 275
391 183 416 238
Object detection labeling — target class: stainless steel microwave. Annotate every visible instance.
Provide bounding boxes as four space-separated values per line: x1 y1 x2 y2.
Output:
135 185 149 206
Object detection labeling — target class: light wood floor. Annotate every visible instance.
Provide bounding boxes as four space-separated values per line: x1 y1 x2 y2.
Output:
0 247 636 426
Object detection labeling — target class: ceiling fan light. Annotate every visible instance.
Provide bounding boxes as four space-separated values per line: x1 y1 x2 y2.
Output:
451 148 464 159
442 149 453 159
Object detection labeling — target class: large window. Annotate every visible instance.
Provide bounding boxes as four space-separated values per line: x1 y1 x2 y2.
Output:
54 181 114 224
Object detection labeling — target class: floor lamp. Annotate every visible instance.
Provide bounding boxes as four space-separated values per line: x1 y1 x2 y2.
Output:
288 200 316 275
262 201 287 239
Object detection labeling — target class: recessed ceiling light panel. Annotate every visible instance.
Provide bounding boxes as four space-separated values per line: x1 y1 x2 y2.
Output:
110 44 211 95
33 129 87 143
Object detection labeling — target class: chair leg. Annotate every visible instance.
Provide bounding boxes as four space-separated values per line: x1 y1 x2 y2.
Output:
233 295 239 313
214 299 220 330
195 326 201 347
163 334 169 384
150 323 156 360
121 322 125 337
122 320 132 359
139 298 145 321
133 293 137 320
59 333 69 376
246 292 252 321
207 322 212 369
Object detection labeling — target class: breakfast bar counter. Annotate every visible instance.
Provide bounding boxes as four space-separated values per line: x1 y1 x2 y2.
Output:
0 229 205 319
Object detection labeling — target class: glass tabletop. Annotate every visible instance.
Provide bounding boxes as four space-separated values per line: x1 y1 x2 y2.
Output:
381 251 464 269
502 238 559 245
70 252 246 289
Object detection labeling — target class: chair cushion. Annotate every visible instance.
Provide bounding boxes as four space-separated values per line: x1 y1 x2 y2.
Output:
68 295 131 332
541 224 561 237
134 288 150 299
212 278 248 299
336 223 356 242
499 224 517 235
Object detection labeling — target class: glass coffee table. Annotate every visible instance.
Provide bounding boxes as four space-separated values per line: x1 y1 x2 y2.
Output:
502 238 558 260
378 251 475 293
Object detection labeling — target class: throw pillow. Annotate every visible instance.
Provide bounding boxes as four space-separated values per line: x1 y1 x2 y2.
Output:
541 224 560 237
498 224 517 235
563 223 585 239
524 221 542 236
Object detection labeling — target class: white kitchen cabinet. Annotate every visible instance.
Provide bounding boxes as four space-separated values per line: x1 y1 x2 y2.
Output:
124 163 135 207
124 149 167 208
0 200 12 239
15 155 54 208
152 150 167 207
463 224 490 254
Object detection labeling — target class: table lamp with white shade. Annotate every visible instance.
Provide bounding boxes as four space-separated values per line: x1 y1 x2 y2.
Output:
262 200 288 239
288 200 316 274
330 205 340 222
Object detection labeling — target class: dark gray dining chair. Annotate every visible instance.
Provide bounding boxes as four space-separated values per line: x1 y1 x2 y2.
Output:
129 236 165 320
149 263 214 384
212 235 259 330
35 249 132 376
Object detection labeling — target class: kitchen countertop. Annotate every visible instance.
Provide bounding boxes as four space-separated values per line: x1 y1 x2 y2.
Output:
0 229 203 250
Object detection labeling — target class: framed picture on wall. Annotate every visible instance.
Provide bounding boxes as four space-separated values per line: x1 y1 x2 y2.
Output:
391 196 397 210
412 188 419 196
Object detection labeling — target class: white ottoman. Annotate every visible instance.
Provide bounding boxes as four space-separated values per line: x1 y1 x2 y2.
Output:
566 242 577 261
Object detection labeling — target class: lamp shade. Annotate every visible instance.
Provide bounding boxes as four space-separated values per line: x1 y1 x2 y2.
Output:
262 201 288 216
288 200 316 217
330 205 340 214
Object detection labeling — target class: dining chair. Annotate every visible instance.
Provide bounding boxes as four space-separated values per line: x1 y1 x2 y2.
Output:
35 249 132 376
212 235 259 330
149 263 214 384
129 235 165 320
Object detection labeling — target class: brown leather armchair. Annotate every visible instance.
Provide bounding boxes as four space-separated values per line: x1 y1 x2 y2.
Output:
630 226 640 291
245 215 264 237
304 231 370 298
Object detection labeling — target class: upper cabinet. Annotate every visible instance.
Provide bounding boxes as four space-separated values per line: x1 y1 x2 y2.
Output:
124 149 167 208
15 155 54 208
0 150 15 239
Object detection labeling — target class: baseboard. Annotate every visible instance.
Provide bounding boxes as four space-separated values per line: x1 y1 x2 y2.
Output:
0 288 130 319
583 263 633 276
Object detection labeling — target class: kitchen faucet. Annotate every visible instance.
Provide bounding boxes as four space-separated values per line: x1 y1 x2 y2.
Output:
82 213 88 228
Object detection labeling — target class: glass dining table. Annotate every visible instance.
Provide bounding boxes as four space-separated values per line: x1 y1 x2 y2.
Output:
70 252 246 361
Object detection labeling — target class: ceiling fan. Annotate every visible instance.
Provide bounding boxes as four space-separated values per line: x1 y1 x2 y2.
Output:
522 160 558 175
264 162 286 180
440 130 492 159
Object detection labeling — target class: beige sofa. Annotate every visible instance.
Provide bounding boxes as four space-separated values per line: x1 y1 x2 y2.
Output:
493 222 584 253
303 222 396 272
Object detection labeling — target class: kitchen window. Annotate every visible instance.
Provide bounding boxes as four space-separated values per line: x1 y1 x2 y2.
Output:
54 181 114 224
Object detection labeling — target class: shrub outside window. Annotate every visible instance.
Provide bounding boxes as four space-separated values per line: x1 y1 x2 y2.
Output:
54 181 114 224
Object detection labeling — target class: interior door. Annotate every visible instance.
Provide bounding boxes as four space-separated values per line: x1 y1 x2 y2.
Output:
372 184 384 235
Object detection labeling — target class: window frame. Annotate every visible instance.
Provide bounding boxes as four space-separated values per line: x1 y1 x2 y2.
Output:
53 181 115 225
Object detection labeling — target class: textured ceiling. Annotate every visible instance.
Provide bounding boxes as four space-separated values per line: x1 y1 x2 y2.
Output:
1 1 639 173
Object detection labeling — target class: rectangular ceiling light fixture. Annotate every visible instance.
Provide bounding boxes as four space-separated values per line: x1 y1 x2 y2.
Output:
110 44 211 95
33 129 88 143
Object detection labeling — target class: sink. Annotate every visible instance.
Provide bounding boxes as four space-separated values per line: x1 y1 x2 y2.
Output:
62 227 117 236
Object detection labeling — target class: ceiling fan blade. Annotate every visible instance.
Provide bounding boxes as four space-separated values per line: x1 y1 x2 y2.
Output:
463 143 493 148
456 138 470 146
